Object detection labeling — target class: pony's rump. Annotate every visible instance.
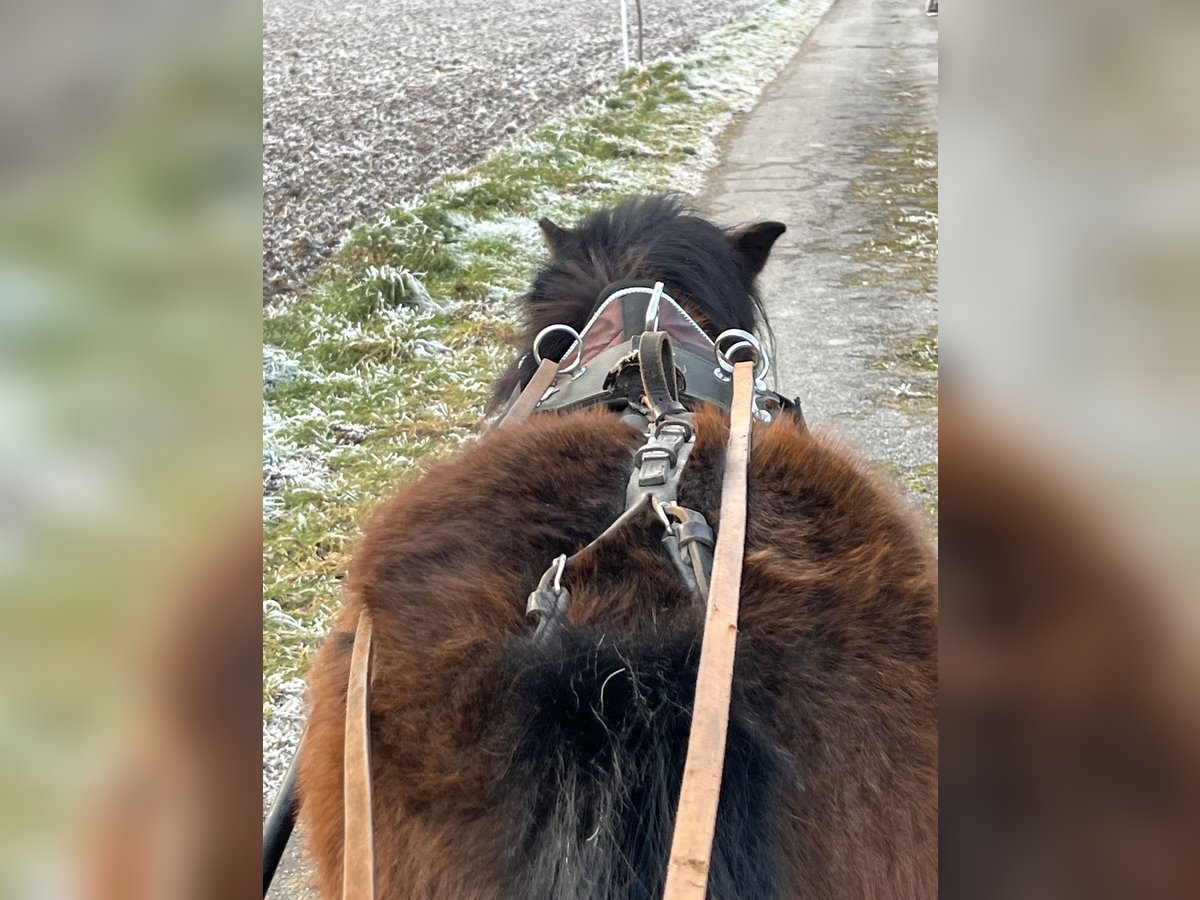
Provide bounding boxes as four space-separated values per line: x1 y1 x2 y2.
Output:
298 408 936 898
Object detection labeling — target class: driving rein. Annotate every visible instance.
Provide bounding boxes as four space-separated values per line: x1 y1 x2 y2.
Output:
338 282 793 900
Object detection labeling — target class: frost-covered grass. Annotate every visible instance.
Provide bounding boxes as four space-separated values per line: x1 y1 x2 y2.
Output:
262 0 837 709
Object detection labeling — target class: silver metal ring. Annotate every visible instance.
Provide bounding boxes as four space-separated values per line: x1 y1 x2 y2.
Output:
722 340 758 364
714 329 769 378
533 324 582 373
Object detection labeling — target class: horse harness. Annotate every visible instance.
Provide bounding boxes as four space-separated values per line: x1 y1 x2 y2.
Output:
338 283 793 900
498 282 796 630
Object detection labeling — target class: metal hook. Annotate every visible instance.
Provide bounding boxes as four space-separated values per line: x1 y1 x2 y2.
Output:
645 281 664 332
551 553 567 593
651 495 674 531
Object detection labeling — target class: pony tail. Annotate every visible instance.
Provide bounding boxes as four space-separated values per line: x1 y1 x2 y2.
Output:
491 626 784 899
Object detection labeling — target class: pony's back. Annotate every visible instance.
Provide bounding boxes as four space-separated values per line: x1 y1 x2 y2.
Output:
297 407 937 898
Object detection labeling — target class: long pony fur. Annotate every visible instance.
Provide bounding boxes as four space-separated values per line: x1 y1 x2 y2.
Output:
297 196 937 899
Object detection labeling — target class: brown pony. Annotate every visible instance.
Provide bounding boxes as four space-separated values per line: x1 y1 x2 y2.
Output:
297 195 937 899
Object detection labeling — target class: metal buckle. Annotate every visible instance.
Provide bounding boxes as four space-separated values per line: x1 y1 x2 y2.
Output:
655 415 695 441
632 411 693 485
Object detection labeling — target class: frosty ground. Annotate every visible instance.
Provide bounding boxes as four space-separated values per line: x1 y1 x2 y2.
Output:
264 0 776 302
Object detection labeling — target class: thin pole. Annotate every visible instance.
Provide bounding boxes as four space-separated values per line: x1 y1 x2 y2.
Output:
262 732 303 896
663 360 756 900
619 0 631 70
635 0 644 67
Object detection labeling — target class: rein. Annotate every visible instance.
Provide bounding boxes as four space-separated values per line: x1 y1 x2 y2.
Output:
331 285 775 900
342 612 376 898
663 357 756 900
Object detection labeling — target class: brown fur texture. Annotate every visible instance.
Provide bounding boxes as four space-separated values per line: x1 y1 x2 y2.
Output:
86 521 261 899
939 402 1200 900
298 408 937 898
297 197 937 898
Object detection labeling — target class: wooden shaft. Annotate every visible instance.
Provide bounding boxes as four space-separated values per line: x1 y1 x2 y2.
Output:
342 612 376 900
663 360 756 900
498 357 560 427
262 730 303 895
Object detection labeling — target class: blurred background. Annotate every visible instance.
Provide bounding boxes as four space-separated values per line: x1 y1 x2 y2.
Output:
0 0 261 895
941 0 1200 896
0 0 1196 897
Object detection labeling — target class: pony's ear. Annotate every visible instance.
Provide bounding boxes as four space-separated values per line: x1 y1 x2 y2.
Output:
538 218 573 257
730 221 787 277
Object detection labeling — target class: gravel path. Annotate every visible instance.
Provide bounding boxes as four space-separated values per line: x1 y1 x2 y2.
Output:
703 0 938 494
263 0 773 302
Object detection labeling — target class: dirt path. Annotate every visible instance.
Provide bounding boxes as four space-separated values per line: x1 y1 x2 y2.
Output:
703 0 938 507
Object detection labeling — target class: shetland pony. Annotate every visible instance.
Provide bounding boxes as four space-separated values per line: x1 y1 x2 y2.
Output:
297 196 937 899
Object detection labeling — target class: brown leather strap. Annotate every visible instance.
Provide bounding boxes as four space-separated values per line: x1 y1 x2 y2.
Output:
343 612 376 900
498 357 561 426
663 359 756 900
637 331 686 421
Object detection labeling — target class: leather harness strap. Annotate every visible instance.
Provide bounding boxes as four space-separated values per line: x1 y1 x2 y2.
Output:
343 611 376 900
497 357 561 427
663 359 757 900
635 331 686 420
493 285 801 423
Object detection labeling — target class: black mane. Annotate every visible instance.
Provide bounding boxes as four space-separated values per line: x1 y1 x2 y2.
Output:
491 195 784 407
